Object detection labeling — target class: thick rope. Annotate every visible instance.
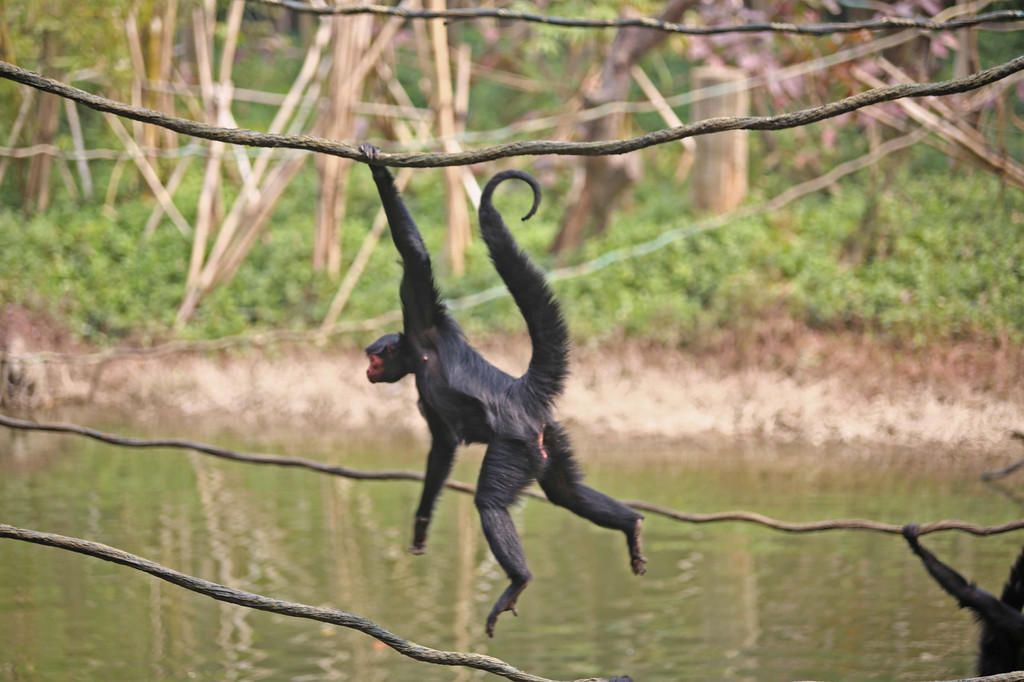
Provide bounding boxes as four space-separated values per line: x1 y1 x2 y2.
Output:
3 413 1022 538
2 56 1023 167
6 516 1024 679
0 413 476 496
0 523 601 682
4 521 1024 682
252 1 1024 37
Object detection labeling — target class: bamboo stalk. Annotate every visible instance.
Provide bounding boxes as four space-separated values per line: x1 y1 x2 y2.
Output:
175 19 335 326
55 155 80 200
170 65 207 121
428 0 471 275
144 14 164 153
691 65 749 213
319 166 413 335
193 4 215 116
315 2 379 277
26 87 59 213
216 1 252 193
411 0 434 102
453 42 471 128
452 41 481 207
185 0 244 296
104 113 192 236
214 154 309 287
143 155 194 237
631 63 695 182
313 14 349 273
103 156 128 216
200 19 333 279
320 15 435 333
186 5 225 292
62 99 94 198
124 12 147 147
312 1 411 277
0 87 35 189
377 58 434 143
159 0 179 150
853 63 1024 187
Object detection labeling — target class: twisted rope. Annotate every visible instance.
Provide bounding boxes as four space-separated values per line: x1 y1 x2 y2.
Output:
3 413 1022 538
253 1 1024 37
2 56 1023 167
0 523 590 682
5 520 1024 682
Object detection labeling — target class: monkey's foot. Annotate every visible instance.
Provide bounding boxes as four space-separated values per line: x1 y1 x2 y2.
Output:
358 142 381 162
629 518 647 576
485 581 529 638
408 516 430 555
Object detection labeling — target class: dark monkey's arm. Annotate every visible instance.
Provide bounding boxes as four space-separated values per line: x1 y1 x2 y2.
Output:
361 144 448 334
903 523 1007 617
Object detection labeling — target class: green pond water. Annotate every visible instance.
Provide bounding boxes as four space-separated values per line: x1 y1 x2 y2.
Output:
1 417 1023 682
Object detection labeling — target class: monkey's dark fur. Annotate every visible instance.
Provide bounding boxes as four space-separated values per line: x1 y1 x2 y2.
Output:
360 143 646 637
902 523 1024 675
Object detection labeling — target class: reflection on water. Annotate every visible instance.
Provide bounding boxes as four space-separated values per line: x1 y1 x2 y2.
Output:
2 418 1024 681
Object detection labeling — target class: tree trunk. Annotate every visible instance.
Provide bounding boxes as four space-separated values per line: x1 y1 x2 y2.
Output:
313 3 372 278
25 90 59 214
186 0 243 291
552 0 697 254
25 34 58 214
428 0 472 276
691 66 748 214
158 0 180 150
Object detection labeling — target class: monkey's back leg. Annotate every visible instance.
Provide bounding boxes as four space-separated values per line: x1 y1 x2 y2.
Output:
537 423 646 575
475 437 538 637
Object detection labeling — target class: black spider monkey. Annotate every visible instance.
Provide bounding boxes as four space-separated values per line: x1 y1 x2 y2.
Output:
359 143 646 637
902 523 1024 676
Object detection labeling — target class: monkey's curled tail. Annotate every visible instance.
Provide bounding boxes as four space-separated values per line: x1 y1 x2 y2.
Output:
479 170 569 408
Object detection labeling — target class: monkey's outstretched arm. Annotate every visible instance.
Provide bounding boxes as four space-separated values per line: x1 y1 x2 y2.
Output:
903 524 1007 617
360 143 447 333
409 406 458 554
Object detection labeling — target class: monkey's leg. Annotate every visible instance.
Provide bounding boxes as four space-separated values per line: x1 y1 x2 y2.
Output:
538 424 647 575
476 439 535 637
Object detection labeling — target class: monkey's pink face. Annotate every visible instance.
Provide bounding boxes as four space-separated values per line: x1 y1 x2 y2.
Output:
366 353 388 383
364 333 407 384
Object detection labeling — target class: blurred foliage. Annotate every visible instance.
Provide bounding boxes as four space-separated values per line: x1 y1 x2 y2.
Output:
0 1 135 75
